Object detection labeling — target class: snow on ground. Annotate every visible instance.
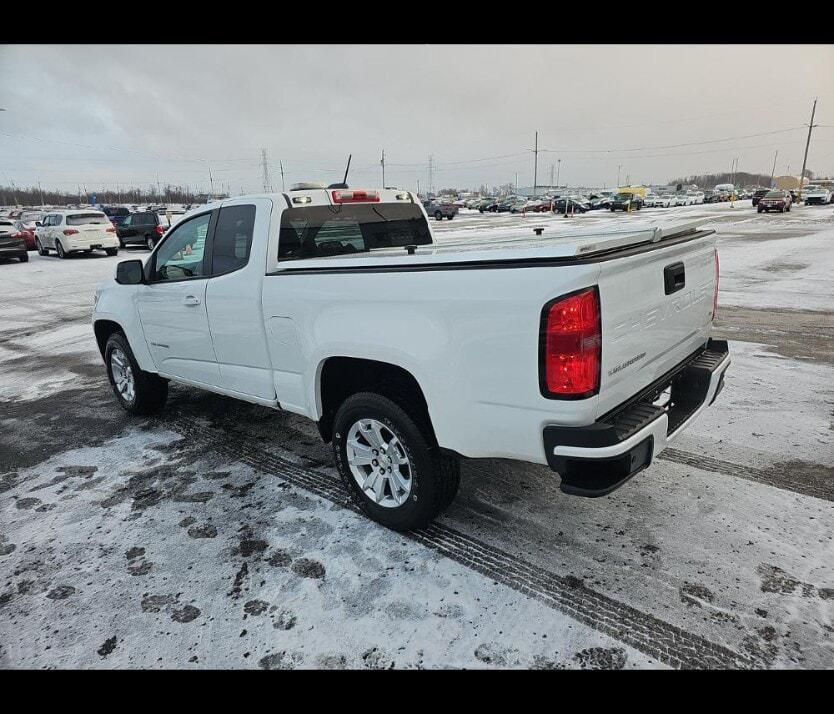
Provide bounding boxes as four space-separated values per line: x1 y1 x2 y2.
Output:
0 430 656 669
1 202 832 669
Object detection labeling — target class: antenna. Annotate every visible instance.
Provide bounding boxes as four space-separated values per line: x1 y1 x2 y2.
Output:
343 154 352 185
327 154 352 190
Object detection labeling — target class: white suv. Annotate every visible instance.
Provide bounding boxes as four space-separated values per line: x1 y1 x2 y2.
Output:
35 210 120 258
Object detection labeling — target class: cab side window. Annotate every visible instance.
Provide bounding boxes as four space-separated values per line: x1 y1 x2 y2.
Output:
151 212 211 282
210 204 255 276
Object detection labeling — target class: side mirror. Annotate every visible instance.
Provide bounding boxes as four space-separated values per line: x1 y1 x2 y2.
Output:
35 221 42 227
115 259 144 285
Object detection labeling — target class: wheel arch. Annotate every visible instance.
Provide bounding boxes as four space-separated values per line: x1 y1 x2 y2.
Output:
316 356 436 446
93 319 125 359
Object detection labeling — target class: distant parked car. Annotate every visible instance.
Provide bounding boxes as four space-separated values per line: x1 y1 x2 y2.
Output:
35 210 120 257
13 221 37 250
803 185 832 205
554 197 590 213
422 200 458 220
675 193 693 207
751 189 770 207
655 194 673 208
757 190 792 213
477 198 499 213
495 197 519 213
0 220 29 262
588 195 614 210
609 192 643 212
101 205 132 227
115 211 168 250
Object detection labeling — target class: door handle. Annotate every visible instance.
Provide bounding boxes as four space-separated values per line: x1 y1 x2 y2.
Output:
182 295 201 306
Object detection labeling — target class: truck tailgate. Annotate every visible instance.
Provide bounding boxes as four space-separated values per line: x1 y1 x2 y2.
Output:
595 228 717 417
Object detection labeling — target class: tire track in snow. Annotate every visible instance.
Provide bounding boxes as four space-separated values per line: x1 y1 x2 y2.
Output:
658 448 834 502
165 412 756 670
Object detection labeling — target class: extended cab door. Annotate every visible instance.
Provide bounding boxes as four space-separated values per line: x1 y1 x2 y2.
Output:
204 198 275 402
135 210 221 386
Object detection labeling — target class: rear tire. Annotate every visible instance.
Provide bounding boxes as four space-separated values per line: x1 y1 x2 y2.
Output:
56 240 67 259
105 248 118 256
18 252 28 262
434 211 443 221
104 333 168 415
146 236 155 250
332 392 459 531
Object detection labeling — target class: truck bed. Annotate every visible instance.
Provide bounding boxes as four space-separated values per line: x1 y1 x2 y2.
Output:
267 219 710 273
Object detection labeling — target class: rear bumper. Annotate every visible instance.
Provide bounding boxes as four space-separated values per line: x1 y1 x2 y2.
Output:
66 235 120 250
0 241 27 255
543 339 730 497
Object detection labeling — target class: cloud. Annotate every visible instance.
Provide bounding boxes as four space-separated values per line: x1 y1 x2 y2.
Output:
1 44 832 193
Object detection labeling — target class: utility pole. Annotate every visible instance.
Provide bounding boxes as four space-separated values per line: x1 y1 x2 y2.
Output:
38 179 44 207
549 163 554 188
279 160 286 191
798 97 818 202
427 155 433 197
617 164 622 187
769 150 778 187
533 131 538 197
381 149 386 188
557 159 561 188
261 149 272 193
209 167 214 197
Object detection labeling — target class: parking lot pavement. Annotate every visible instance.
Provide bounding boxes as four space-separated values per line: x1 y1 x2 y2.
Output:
1 203 832 669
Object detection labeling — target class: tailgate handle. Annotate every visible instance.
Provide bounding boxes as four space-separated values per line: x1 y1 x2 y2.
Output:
664 262 686 295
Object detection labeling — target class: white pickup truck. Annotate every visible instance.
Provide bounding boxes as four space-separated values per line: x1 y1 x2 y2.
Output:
92 186 729 531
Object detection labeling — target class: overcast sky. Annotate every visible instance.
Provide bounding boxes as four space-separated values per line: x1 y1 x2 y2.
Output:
1 44 832 195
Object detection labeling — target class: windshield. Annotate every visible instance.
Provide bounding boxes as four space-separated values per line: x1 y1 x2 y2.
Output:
764 191 783 198
66 213 109 226
614 193 632 200
278 203 431 261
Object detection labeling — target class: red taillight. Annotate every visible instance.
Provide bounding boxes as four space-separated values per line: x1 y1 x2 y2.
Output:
63 228 78 235
540 287 601 398
155 225 165 235
331 189 380 204
106 226 116 233
713 248 720 319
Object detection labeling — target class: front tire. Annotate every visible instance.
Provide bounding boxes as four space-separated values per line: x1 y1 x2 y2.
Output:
434 211 443 221
104 333 168 415
332 392 459 531
105 247 118 256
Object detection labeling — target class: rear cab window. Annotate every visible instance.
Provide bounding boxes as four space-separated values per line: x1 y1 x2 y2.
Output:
278 203 431 261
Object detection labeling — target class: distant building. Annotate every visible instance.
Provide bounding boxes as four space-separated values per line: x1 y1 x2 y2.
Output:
516 185 563 197
774 175 811 190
